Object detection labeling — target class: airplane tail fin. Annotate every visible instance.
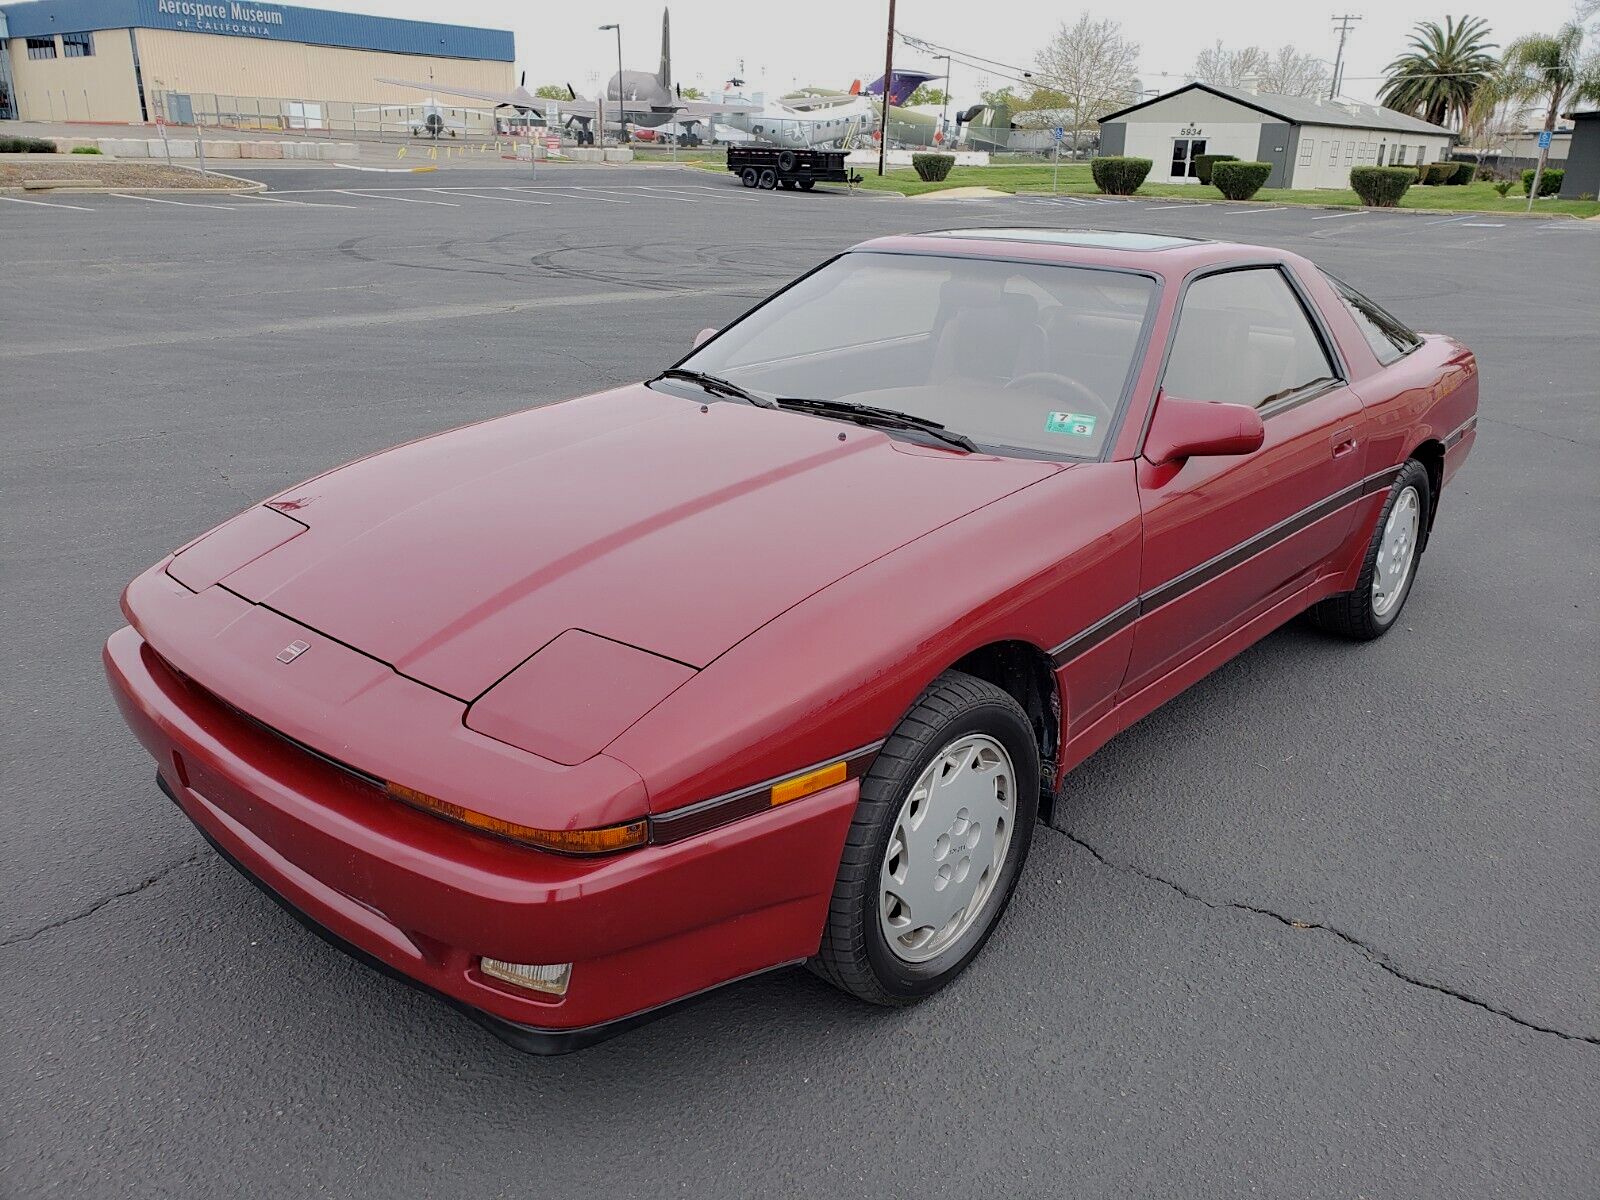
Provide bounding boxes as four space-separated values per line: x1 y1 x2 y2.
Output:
848 79 861 95
657 8 671 90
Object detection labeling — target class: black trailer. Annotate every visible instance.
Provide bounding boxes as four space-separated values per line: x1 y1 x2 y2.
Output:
726 146 857 191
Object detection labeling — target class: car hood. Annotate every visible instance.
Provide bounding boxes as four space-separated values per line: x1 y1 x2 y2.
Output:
214 384 1058 700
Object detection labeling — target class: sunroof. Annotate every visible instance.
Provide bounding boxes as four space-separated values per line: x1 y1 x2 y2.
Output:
932 229 1201 251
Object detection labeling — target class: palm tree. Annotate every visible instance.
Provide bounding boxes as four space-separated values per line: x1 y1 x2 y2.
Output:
1379 16 1498 128
1484 21 1600 205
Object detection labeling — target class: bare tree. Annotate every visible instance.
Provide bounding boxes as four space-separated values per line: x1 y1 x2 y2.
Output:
1190 42 1330 97
1258 46 1332 96
1031 14 1141 133
1192 41 1269 88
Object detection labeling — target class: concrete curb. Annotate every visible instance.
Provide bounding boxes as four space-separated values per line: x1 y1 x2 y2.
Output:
1 167 264 195
1004 190 1592 220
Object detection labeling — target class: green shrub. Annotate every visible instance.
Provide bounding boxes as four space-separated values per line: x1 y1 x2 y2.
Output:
911 153 954 182
1493 179 1514 196
1212 160 1272 200
1521 167 1564 196
1349 166 1416 206
71 145 103 155
1421 162 1456 185
0 136 58 153
1193 153 1238 185
1090 155 1153 195
1448 162 1474 185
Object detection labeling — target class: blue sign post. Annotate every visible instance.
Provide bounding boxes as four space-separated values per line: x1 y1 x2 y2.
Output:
1051 127 1065 194
1537 130 1553 149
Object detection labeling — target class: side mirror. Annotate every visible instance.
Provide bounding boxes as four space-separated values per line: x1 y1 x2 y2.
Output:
1143 392 1265 464
692 327 718 349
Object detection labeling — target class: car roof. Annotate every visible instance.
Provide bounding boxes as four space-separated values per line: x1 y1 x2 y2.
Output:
850 228 1298 276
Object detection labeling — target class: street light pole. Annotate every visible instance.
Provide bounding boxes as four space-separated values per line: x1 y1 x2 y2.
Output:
599 24 625 146
938 53 951 143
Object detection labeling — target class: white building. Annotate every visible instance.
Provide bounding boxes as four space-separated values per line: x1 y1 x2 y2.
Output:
1098 82 1454 190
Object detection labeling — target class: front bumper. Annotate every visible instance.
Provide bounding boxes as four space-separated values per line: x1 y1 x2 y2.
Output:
105 626 859 1050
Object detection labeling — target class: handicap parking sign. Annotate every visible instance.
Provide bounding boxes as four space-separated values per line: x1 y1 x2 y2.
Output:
1537 130 1552 149
1052 127 1065 141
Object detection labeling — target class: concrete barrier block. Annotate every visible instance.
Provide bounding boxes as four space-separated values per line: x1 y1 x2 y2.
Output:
201 139 240 158
110 139 148 158
603 148 635 163
162 138 197 158
253 141 284 159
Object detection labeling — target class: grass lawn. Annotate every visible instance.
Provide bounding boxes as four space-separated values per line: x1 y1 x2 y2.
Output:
845 162 1600 217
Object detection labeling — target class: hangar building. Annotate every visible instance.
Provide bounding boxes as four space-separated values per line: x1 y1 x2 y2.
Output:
0 0 512 125
1099 82 1454 190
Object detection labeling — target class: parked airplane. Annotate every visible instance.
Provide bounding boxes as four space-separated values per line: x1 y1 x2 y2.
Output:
377 8 753 146
355 97 492 139
715 68 947 149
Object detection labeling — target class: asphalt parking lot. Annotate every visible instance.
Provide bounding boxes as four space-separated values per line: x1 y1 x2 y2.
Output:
3 163 1596 1198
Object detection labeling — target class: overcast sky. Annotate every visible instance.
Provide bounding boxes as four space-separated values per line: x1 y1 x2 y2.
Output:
337 0 1584 106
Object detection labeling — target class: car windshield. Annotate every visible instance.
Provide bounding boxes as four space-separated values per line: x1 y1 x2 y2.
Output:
674 251 1157 457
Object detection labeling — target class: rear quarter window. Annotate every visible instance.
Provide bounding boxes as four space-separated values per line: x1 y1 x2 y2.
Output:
1323 272 1422 366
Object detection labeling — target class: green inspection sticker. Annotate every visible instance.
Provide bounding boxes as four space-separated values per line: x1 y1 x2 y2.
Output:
1046 411 1097 437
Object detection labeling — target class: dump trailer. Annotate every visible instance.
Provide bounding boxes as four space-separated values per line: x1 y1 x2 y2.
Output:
726 146 857 190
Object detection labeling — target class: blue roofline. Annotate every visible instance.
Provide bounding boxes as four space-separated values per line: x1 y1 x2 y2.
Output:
0 0 514 61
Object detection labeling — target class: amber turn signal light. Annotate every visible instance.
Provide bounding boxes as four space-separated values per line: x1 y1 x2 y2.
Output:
385 782 647 855
770 760 848 806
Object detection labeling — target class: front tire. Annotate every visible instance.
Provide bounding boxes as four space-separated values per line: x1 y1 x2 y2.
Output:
811 671 1039 1006
1310 459 1431 640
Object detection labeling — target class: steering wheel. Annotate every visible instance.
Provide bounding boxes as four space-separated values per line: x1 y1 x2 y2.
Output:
1003 372 1111 421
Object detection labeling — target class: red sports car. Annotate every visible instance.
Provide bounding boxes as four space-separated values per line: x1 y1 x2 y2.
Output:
106 229 1478 1052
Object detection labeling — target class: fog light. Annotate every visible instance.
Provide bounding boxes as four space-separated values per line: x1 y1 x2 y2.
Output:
480 958 572 996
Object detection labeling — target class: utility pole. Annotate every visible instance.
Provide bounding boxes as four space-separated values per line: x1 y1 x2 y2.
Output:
1329 14 1361 99
877 0 895 176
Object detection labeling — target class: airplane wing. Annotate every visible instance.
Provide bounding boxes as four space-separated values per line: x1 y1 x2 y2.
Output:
375 77 598 118
647 97 761 117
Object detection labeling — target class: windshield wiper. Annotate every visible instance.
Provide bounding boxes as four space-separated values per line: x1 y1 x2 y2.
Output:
773 397 980 453
655 368 778 408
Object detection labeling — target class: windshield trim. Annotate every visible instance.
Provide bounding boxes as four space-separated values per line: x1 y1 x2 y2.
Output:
668 250 1165 465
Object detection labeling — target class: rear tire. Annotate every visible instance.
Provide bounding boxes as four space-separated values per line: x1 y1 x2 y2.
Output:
811 670 1039 1006
740 167 758 187
758 167 778 190
1309 459 1431 640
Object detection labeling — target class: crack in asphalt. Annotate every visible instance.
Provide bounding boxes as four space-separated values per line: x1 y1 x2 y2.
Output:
1056 828 1599 1047
0 851 210 949
10 829 1596 1051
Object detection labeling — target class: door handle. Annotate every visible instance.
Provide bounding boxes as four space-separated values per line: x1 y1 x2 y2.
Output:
1330 427 1358 458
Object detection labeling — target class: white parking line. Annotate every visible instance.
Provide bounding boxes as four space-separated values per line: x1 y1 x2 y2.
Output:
1310 210 1364 220
240 193 359 209
1424 214 1475 225
529 187 625 203
1222 206 1287 215
442 190 551 204
111 193 234 209
0 194 94 211
337 189 459 206
1143 204 1194 212
1458 222 1505 227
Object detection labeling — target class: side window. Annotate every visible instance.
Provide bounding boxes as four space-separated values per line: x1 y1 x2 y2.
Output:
1162 268 1337 408
1322 271 1422 365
